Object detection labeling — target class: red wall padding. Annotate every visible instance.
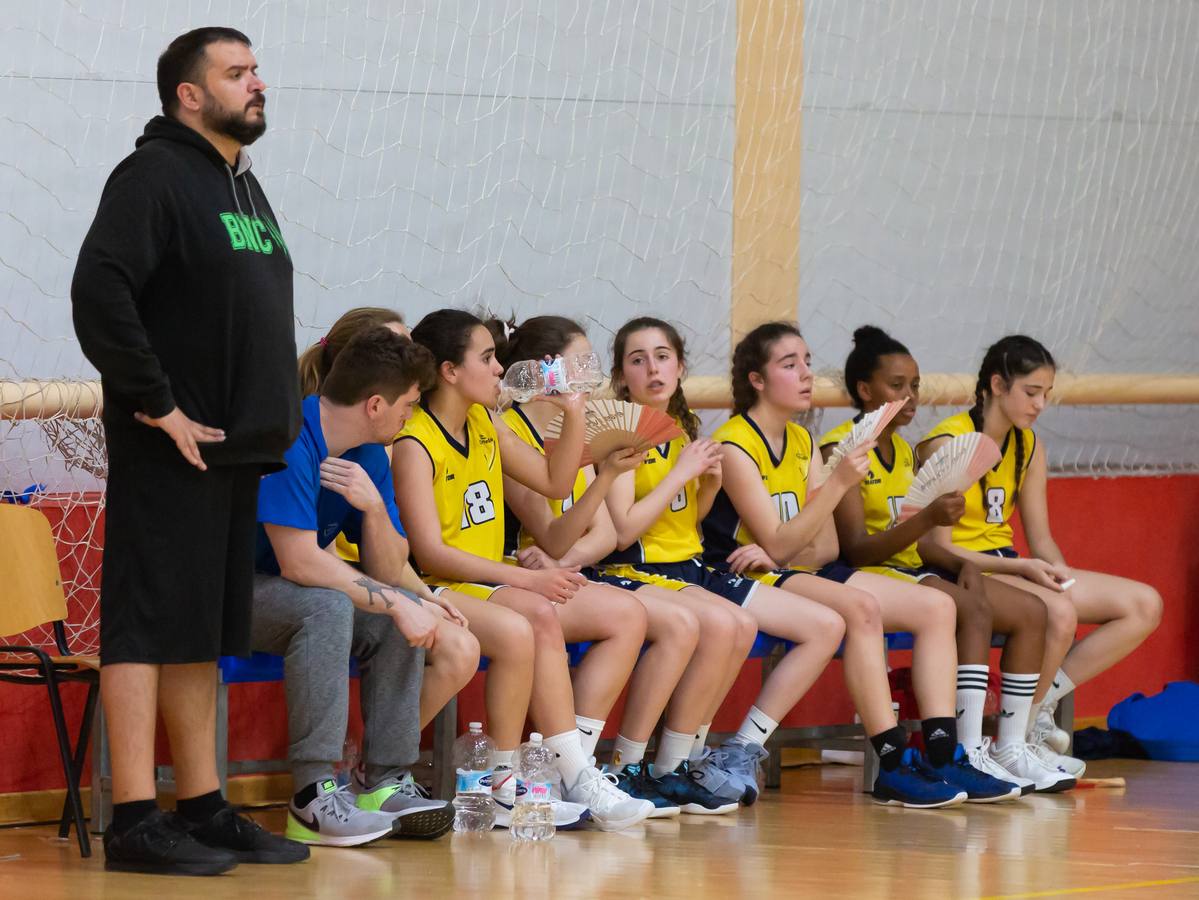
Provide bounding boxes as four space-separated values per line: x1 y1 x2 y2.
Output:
2 475 1195 794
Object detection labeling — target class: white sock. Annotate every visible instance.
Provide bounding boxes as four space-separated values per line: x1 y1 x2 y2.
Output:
544 730 591 788
1044 668 1076 709
732 705 778 748
652 728 695 776
955 664 990 750
997 672 1039 750
575 715 605 761
688 723 713 761
612 735 648 768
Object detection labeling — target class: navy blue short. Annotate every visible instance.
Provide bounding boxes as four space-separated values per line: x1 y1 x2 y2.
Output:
582 566 655 592
765 560 856 588
981 547 1020 560
602 558 760 607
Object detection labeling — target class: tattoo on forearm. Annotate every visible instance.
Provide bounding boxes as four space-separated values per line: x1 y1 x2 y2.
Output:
353 577 422 609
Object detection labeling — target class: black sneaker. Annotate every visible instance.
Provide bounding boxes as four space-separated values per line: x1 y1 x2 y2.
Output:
103 810 238 876
187 804 311 864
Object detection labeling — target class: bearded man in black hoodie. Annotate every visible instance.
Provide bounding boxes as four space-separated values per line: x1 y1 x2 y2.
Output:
72 27 307 875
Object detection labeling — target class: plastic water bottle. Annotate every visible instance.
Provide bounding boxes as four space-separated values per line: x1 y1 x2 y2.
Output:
500 361 546 405
564 351 604 393
510 732 555 842
452 722 496 833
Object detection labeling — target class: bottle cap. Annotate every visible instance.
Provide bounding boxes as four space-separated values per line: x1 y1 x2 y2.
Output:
528 732 543 744
468 721 483 733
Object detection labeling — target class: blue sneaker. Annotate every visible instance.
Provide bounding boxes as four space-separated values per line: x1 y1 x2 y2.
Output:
686 748 747 805
872 749 968 809
653 761 740 815
929 744 1022 803
611 762 681 818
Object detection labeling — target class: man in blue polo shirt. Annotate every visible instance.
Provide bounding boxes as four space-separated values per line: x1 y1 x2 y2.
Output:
252 326 479 847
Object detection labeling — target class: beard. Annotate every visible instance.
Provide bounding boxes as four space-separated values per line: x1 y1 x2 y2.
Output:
201 93 267 145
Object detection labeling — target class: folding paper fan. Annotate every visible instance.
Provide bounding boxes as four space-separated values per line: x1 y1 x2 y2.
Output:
544 399 683 467
896 432 1001 522
809 399 908 494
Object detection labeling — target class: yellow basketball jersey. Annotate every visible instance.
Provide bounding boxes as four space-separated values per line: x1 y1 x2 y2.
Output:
500 404 587 555
920 411 1036 552
819 418 922 570
701 414 813 565
602 434 700 565
397 403 505 568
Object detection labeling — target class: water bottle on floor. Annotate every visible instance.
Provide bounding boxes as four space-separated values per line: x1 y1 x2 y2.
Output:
452 722 496 833
511 732 555 842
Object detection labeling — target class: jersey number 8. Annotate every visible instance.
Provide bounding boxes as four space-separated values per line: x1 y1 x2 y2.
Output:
985 487 1006 524
461 481 497 528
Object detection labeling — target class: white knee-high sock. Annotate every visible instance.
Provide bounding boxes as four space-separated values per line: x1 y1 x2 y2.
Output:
998 672 1039 749
956 664 990 750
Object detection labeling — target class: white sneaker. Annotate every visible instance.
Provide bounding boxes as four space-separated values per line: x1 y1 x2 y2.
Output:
1028 735 1087 778
971 738 1033 796
1031 706 1072 755
564 766 655 832
990 742 1076 793
492 766 590 830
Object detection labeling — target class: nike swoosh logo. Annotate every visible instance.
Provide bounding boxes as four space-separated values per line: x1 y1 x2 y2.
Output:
956 709 965 718
752 721 768 734
998 710 1015 718
292 808 320 832
578 727 593 736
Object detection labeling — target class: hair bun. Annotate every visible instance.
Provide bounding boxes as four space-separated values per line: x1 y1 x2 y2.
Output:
852 325 889 345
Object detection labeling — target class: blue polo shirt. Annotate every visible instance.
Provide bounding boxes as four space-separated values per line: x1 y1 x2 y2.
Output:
255 395 404 575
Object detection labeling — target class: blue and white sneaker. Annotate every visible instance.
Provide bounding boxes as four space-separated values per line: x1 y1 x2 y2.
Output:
610 762 681 818
713 741 769 805
685 748 746 805
872 749 968 809
492 766 591 831
652 761 740 815
929 744 1022 803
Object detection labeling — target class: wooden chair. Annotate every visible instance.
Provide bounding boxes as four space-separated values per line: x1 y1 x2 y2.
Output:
0 503 99 857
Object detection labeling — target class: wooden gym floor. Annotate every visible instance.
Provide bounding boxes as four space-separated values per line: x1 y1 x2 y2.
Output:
1 759 1197 900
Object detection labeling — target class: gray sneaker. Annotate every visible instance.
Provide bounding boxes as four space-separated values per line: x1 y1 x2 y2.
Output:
286 779 396 847
686 747 749 804
352 772 455 839
715 741 769 805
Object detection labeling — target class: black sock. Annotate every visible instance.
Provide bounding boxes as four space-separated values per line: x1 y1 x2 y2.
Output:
922 717 958 768
870 726 908 772
176 789 228 824
292 782 322 810
112 799 158 834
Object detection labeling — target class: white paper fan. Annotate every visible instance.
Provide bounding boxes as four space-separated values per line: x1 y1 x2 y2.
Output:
809 400 908 493
543 399 683 466
896 432 1002 521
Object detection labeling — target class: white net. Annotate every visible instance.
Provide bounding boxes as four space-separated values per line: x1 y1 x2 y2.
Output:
2 2 1198 653
799 1 1199 472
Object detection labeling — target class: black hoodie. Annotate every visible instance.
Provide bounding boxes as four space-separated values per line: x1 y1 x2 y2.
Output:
72 115 300 469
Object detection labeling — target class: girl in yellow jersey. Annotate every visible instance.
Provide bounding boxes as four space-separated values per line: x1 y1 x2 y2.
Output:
602 317 852 810
824 326 1068 793
394 309 653 832
492 315 738 816
703 322 1020 806
919 335 1162 776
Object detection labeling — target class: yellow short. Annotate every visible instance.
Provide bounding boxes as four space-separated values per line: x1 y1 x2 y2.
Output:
858 565 942 584
598 564 691 592
335 532 360 563
428 580 505 602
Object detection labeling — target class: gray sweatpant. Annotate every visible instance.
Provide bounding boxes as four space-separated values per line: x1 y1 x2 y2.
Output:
250 574 424 790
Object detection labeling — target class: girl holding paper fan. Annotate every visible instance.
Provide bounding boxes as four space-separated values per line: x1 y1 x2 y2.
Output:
918 335 1162 781
484 314 730 818
394 309 655 832
701 322 1022 805
823 325 1069 793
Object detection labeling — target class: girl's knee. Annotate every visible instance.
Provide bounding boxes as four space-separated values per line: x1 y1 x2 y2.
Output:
841 588 882 635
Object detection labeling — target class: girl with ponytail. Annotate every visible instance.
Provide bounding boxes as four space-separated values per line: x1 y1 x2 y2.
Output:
919 336 1162 780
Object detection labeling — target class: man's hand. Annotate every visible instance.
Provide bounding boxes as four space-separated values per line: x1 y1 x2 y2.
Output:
134 408 224 471
391 601 440 649
320 458 385 512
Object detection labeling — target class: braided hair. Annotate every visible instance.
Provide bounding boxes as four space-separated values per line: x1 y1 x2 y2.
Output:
969 335 1056 503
